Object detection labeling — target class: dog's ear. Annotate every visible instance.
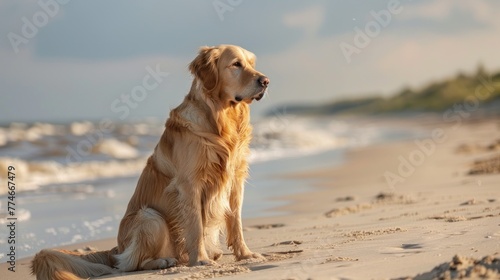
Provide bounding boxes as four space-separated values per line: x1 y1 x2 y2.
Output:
245 50 256 68
189 46 220 91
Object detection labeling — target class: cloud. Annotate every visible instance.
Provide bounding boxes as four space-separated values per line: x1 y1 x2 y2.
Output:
401 0 457 20
401 0 499 26
374 29 500 91
283 4 326 37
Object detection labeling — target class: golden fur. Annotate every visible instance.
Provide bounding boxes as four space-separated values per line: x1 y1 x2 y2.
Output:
31 44 269 279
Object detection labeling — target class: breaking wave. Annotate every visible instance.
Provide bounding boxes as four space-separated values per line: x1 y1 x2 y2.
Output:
0 116 388 195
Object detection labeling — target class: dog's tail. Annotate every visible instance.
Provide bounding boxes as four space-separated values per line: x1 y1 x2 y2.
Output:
31 247 117 280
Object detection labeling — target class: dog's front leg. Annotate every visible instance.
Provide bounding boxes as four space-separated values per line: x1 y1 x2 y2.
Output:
226 180 264 261
177 178 213 266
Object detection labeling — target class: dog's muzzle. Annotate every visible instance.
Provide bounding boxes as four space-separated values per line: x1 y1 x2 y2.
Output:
254 92 265 101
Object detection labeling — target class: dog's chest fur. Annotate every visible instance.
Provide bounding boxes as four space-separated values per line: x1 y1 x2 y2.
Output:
160 100 251 224
200 103 251 222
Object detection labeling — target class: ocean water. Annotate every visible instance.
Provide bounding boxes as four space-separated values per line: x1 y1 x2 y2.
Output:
0 115 422 260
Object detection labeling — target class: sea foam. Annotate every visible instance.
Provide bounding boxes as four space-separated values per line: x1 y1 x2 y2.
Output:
0 117 376 195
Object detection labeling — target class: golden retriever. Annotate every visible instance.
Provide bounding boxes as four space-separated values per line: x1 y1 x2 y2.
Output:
31 44 269 279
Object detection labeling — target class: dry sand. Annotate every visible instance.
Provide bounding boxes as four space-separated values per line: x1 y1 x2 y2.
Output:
3 118 500 280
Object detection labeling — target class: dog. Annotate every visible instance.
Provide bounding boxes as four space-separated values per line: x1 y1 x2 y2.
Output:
31 44 270 279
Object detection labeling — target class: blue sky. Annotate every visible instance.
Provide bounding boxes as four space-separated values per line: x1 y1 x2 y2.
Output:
1 0 500 122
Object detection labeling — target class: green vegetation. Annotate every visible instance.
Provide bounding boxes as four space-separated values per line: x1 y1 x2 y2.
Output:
269 66 500 116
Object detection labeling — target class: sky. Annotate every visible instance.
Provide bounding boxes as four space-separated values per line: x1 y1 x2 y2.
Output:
1 0 500 123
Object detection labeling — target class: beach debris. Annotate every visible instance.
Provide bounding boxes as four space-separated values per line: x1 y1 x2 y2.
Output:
324 203 372 217
379 211 419 221
456 143 483 154
335 196 355 202
261 251 301 262
429 209 499 222
402 244 423 250
265 250 304 255
460 198 477 206
270 240 303 246
469 154 500 175
321 256 358 264
409 254 500 280
374 192 415 204
246 223 285 230
456 139 500 154
469 214 496 220
375 192 396 200
487 139 500 151
342 227 406 240
325 192 416 218
428 215 468 222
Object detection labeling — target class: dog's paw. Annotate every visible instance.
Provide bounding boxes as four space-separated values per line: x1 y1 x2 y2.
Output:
189 259 217 266
141 258 177 270
160 258 177 268
208 248 223 261
237 252 266 261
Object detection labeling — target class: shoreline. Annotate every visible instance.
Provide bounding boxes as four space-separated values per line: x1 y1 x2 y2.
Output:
3 117 500 279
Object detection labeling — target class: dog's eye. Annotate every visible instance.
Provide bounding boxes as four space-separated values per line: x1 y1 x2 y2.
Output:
232 61 242 68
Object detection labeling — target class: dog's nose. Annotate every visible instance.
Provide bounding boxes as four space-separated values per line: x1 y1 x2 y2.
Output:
258 76 270 87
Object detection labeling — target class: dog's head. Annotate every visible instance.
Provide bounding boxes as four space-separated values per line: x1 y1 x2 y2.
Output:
189 45 269 104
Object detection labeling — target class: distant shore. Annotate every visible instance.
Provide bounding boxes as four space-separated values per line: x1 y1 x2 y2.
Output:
3 116 499 280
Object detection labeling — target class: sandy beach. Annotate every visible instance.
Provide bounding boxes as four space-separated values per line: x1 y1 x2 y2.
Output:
3 117 500 280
